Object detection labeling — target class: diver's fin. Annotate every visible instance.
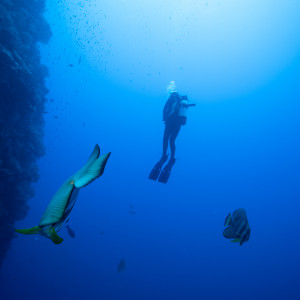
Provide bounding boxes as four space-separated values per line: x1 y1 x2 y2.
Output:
149 154 169 181
224 213 232 226
230 238 240 243
49 227 64 244
15 226 40 235
75 152 111 188
158 158 176 184
223 226 236 239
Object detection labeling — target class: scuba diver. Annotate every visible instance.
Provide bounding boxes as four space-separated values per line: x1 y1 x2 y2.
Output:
149 81 195 183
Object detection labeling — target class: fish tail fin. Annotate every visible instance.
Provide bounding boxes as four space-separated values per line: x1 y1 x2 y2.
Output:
15 226 40 235
230 238 240 243
49 227 64 244
75 152 111 188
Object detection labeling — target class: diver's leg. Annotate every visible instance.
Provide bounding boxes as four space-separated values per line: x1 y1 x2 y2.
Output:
163 124 170 156
169 123 181 159
158 124 179 183
149 126 169 180
158 123 181 183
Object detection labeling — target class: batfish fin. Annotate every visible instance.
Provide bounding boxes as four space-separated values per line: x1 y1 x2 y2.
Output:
85 144 100 167
230 238 240 243
223 226 236 239
15 226 40 235
54 187 80 231
49 227 64 244
39 182 75 226
74 152 111 188
224 213 232 226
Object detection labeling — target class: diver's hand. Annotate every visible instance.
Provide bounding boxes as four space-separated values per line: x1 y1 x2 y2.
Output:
183 103 196 107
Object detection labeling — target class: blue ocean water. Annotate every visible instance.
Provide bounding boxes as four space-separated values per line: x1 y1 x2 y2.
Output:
1 1 300 299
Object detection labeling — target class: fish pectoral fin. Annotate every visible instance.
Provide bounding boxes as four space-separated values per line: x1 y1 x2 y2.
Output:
49 227 64 244
15 226 40 235
230 238 240 243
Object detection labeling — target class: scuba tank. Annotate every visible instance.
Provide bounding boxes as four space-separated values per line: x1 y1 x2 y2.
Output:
164 82 195 124
178 96 189 125
163 92 180 122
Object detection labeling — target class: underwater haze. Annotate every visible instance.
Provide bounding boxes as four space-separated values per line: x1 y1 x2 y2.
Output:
1 0 300 299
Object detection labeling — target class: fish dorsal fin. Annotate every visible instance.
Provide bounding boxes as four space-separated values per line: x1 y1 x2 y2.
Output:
224 213 232 226
74 152 111 188
86 144 100 167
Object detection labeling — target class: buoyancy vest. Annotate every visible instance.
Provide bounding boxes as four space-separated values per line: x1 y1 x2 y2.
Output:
163 92 181 122
163 93 189 125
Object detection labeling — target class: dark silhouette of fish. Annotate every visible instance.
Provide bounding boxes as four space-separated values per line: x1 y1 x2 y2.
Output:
66 225 75 238
117 259 126 272
128 204 136 215
223 208 250 246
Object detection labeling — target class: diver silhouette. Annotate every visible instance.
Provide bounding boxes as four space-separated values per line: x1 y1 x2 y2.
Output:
149 81 195 183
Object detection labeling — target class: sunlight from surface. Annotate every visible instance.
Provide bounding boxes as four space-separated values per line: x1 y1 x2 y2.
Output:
44 0 300 100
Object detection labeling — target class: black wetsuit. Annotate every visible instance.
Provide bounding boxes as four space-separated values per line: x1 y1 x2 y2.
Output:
149 92 187 182
162 92 186 159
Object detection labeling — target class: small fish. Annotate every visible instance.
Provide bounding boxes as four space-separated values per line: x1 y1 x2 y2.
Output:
68 64 74 67
128 204 136 215
223 208 250 246
66 225 75 238
117 259 126 272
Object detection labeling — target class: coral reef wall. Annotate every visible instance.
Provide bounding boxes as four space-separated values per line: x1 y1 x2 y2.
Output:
0 0 51 267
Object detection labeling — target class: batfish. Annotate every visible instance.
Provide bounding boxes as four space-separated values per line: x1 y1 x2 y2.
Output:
16 144 110 244
223 208 250 246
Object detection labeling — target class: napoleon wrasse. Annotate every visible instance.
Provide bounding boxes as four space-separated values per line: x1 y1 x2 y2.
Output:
16 144 110 244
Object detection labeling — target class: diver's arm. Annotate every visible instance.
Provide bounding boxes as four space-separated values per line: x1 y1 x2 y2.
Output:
182 103 196 108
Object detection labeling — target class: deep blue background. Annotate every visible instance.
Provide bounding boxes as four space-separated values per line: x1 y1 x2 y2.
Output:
1 1 300 299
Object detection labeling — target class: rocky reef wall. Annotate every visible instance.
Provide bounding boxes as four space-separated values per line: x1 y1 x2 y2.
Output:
0 0 51 267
